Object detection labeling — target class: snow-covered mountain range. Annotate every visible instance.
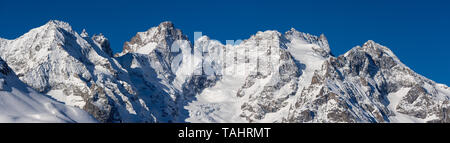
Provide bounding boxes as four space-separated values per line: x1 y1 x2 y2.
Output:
0 20 448 123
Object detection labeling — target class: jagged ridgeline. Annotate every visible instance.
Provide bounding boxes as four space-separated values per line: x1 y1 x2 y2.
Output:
0 20 448 123
0 56 96 122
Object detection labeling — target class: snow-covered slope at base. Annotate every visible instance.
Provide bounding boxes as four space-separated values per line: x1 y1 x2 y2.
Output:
0 58 97 123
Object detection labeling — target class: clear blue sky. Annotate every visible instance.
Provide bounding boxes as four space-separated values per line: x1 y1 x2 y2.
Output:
1 0 449 85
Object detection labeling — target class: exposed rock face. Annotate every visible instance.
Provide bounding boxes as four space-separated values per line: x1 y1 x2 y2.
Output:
0 20 449 123
116 22 223 122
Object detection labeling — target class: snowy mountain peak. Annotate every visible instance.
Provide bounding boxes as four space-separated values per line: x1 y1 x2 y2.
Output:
319 33 327 42
91 33 113 57
195 35 210 42
0 20 132 122
362 40 389 51
0 57 97 123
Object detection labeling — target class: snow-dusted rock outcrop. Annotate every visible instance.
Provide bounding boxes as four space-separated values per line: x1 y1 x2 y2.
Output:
0 20 159 122
183 28 450 123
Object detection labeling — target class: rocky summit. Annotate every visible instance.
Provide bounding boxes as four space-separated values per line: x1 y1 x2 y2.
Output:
0 20 448 123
